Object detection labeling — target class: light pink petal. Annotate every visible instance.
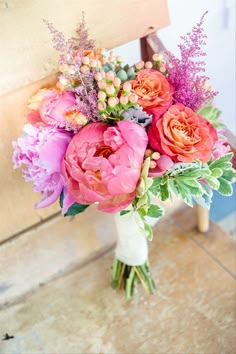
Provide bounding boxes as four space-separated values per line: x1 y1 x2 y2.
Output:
117 121 148 158
107 166 140 195
76 122 107 144
40 132 71 173
35 176 64 208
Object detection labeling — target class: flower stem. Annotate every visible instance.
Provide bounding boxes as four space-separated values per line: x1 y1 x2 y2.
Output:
111 258 155 299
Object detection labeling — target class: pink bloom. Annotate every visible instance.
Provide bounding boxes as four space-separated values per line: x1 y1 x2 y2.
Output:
213 131 231 160
148 155 174 177
13 124 72 208
27 88 88 130
63 121 148 213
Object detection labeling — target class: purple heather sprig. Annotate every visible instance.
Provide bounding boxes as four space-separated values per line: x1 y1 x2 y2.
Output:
166 12 218 111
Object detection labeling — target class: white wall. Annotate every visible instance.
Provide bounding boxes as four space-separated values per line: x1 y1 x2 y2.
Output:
115 0 236 134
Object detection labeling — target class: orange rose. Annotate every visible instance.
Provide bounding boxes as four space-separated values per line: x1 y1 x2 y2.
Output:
148 103 218 163
129 69 173 115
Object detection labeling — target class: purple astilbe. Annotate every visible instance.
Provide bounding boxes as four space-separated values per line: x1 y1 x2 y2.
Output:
166 12 218 111
74 86 98 121
67 13 95 52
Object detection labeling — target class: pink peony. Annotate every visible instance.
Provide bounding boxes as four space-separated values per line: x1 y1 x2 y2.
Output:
63 121 148 213
13 124 72 208
27 88 88 129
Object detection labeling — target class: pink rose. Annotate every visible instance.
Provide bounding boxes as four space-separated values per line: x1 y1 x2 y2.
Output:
148 103 218 163
63 121 148 213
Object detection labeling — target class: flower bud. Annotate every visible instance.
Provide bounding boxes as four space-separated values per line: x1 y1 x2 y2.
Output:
105 84 116 95
135 61 144 70
98 102 106 111
152 152 160 160
149 160 157 169
90 59 97 68
123 82 132 92
80 65 90 74
98 80 106 89
152 53 163 61
94 72 103 81
98 91 106 101
145 61 153 69
129 94 138 103
113 77 121 87
159 65 166 73
116 56 122 63
108 97 118 107
106 70 115 81
120 96 129 105
82 57 90 65
145 149 153 157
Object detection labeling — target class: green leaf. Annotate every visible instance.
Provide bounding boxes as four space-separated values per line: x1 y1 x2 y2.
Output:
120 210 131 216
168 179 179 196
181 168 210 179
149 177 162 196
143 221 153 241
136 194 148 210
147 204 164 218
176 181 194 207
177 177 204 190
221 169 236 183
197 104 224 129
210 168 223 178
160 183 169 201
209 153 233 170
218 177 233 196
64 202 90 216
204 176 220 190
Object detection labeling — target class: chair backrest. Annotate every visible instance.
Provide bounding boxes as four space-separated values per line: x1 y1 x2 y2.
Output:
0 0 169 243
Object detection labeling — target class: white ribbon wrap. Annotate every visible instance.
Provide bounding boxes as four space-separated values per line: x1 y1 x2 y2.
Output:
114 212 148 266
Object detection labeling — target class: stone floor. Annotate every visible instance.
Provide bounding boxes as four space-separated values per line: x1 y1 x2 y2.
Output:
0 205 235 354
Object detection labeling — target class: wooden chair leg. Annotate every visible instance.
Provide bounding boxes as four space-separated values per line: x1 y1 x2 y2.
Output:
196 204 209 233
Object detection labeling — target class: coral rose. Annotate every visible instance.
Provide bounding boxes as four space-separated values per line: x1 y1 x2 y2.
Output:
129 69 173 115
148 103 218 163
63 121 148 213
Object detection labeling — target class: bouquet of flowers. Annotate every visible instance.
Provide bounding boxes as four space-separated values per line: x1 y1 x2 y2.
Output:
13 14 235 299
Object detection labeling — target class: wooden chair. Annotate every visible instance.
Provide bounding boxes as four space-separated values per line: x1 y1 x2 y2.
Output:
0 0 213 247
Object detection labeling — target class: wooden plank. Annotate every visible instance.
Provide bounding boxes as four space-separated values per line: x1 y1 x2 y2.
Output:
0 75 59 242
0 205 116 307
0 0 169 95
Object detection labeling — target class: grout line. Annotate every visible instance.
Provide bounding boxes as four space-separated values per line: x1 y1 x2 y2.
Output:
189 235 236 280
173 220 236 280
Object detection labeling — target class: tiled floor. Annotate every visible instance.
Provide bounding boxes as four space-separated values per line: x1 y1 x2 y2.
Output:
0 205 235 354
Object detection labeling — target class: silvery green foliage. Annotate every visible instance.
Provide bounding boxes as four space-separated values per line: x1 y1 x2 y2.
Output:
122 107 152 127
